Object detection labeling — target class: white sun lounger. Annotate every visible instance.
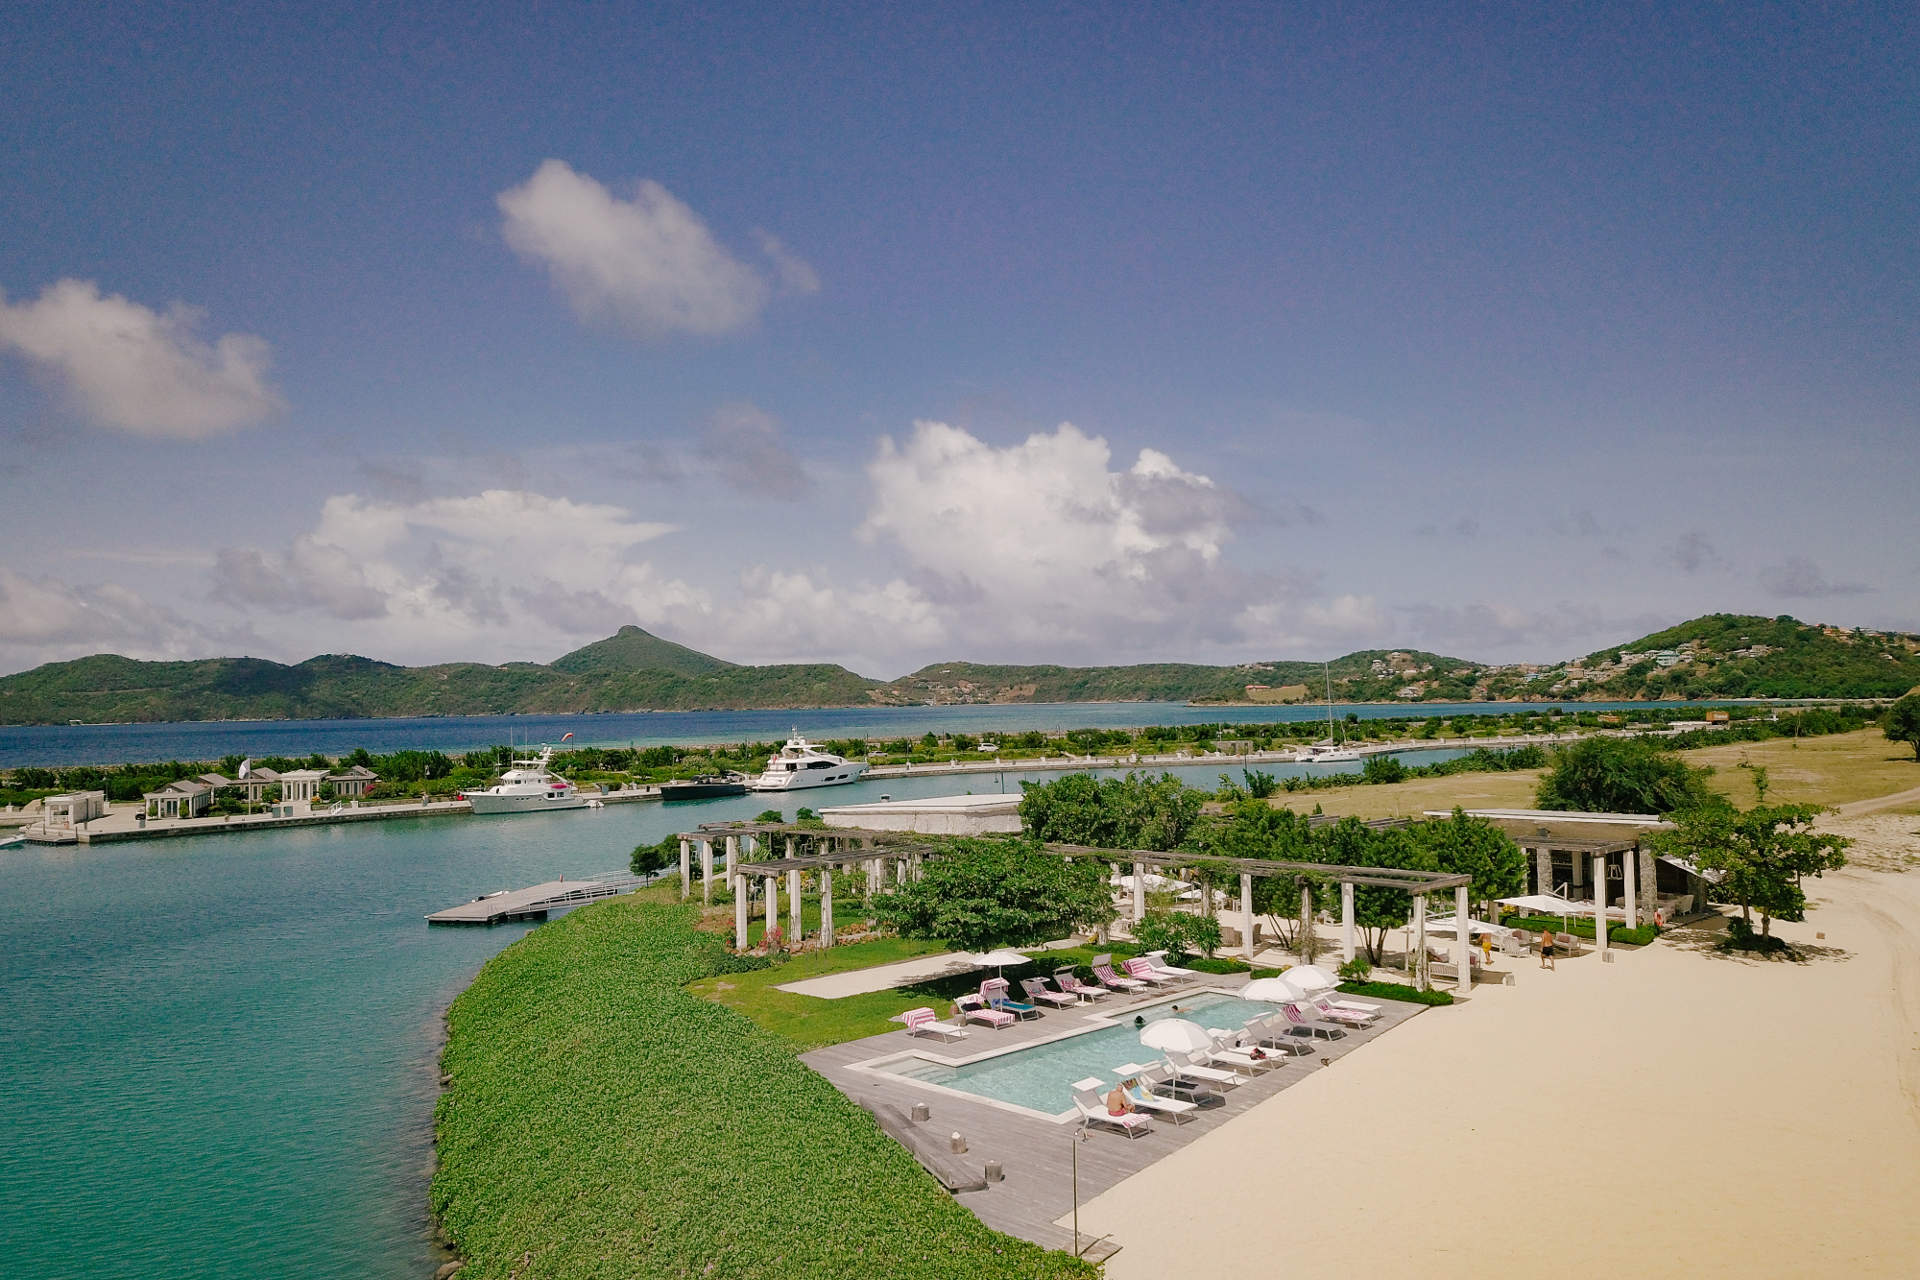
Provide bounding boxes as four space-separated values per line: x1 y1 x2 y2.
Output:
1163 1049 1241 1088
899 1006 969 1042
1055 969 1112 1001
1092 960 1148 993
1073 1086 1152 1139
1117 1074 1198 1124
1201 1030 1282 1075
1309 996 1378 1026
1122 957 1178 987
1021 976 1079 1008
1141 950 1201 981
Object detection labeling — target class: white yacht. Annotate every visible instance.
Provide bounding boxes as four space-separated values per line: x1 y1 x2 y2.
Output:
461 746 591 815
751 734 868 791
1295 661 1363 763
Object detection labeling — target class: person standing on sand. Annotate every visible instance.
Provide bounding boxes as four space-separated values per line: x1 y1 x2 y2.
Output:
1540 928 1555 970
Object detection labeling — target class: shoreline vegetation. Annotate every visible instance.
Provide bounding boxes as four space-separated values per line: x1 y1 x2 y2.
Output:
1 704 1883 812
5 613 1918 726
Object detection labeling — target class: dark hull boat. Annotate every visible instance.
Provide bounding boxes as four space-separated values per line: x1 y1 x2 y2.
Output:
660 773 750 801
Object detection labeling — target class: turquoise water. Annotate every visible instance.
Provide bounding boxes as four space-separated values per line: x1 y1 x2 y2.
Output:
887 991 1278 1115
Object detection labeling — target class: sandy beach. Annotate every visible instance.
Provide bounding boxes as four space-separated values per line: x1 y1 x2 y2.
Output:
1076 863 1920 1278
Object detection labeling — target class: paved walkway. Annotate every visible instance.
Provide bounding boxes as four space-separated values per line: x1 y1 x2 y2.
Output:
775 950 982 998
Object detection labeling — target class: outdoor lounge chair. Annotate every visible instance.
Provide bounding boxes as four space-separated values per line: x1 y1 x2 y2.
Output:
1162 1049 1241 1088
1242 1014 1316 1055
899 1006 969 1042
1072 1088 1152 1139
1021 976 1079 1009
980 977 1042 1020
1055 969 1112 1001
1122 957 1177 987
1141 949 1201 981
1118 1075 1198 1124
952 993 1015 1029
1202 1030 1282 1075
1092 960 1149 993
1278 1002 1346 1040
1308 997 1377 1027
1320 994 1383 1014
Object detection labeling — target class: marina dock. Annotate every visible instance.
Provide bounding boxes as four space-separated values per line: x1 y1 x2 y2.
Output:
426 873 646 925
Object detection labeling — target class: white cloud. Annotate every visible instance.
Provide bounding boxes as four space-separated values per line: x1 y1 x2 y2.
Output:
698 402 812 499
0 568 226 669
497 160 791 338
0 279 282 437
753 229 821 294
1759 556 1870 599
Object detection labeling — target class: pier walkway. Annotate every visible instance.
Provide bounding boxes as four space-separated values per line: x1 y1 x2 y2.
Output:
426 872 647 925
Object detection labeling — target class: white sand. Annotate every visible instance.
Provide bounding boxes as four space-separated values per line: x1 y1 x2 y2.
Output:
1075 867 1920 1278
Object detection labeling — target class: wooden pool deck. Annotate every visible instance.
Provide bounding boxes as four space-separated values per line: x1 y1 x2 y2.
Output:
802 977 1425 1262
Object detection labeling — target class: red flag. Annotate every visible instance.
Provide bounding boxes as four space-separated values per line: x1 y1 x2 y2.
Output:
560 732 574 742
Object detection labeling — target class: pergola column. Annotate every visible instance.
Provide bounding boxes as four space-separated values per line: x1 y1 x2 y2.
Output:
1299 884 1313 960
1593 853 1609 960
788 867 803 946
1623 847 1638 935
1454 884 1472 993
726 835 740 883
700 838 714 904
733 874 749 949
1534 846 1552 895
764 875 778 939
1132 861 1146 923
1638 846 1659 927
1240 872 1256 961
1341 881 1356 963
679 838 691 899
821 867 835 947
896 857 908 886
1572 850 1584 889
1411 893 1427 990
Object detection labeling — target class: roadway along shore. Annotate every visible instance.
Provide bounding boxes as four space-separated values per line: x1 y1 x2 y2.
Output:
863 733 1579 779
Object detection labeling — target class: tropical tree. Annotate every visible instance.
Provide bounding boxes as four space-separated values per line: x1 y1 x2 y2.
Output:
868 838 1114 951
1311 817 1436 965
1535 735 1716 816
1647 803 1850 939
1886 692 1920 763
1018 771 1202 851
1409 808 1527 917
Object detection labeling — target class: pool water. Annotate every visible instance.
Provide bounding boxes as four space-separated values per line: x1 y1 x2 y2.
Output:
882 990 1276 1116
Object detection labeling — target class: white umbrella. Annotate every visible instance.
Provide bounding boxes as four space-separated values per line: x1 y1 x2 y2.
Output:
1281 964 1338 993
970 949 1033 980
1139 1018 1216 1055
1241 975 1313 1002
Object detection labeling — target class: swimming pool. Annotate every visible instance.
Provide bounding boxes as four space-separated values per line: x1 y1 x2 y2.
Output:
875 990 1276 1117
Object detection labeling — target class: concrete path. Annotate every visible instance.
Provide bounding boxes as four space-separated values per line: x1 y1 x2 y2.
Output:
775 951 982 998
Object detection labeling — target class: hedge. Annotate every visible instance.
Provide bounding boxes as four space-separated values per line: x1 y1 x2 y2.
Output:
1506 913 1662 947
432 900 1096 1280
1337 980 1455 1007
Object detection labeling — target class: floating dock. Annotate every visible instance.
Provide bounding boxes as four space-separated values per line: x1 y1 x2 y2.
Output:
426 873 644 925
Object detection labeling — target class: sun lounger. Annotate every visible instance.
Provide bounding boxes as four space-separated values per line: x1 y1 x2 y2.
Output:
952 993 1015 1029
1055 969 1111 1001
1277 1001 1346 1040
1141 949 1201 981
1072 1087 1152 1139
1321 995 1383 1014
1020 976 1079 1008
1092 962 1148 993
1122 957 1177 987
1202 1030 1282 1074
1118 1075 1199 1124
899 1006 969 1042
1242 1014 1317 1055
1308 997 1377 1027
980 977 1042 1020
1163 1049 1241 1088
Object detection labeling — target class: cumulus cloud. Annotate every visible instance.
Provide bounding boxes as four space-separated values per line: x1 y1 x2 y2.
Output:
0 568 227 669
498 160 805 338
698 402 812 499
1759 556 1870 599
0 279 282 437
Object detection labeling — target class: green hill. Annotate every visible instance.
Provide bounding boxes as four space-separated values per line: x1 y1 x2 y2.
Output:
2 615 1912 724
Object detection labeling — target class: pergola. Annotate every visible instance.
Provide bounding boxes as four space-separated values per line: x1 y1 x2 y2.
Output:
677 821 1479 992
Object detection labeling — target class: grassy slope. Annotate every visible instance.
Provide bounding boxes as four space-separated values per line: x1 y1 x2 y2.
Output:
433 900 1094 1280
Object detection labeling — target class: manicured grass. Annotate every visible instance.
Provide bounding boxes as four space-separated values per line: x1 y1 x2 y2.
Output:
1505 912 1661 946
1275 770 1543 819
432 900 1096 1280
687 936 963 1050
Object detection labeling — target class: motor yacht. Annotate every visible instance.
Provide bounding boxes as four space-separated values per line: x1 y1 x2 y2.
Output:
750 734 867 791
460 746 591 814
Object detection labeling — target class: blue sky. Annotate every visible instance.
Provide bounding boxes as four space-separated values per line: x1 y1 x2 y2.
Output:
2 2 1915 677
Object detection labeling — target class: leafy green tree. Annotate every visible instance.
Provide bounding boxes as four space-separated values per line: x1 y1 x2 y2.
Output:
1535 736 1716 816
1409 808 1526 906
1648 803 1849 938
1887 692 1920 763
868 838 1114 951
1133 908 1222 961
1018 772 1202 851
1312 818 1436 964
630 834 677 876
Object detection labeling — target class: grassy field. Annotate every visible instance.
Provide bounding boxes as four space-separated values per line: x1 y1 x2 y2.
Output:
687 936 960 1049
1274 728 1918 816
432 899 1096 1280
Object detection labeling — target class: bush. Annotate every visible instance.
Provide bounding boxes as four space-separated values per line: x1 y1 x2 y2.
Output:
1337 979 1454 1006
1132 908 1221 961
1337 955 1372 983
434 901 1096 1279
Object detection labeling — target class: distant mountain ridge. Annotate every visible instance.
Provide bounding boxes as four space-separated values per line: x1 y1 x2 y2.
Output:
1 614 1914 725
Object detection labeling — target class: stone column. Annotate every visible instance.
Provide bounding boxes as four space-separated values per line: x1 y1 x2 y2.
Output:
734 875 749 950
1572 850 1584 890
1411 893 1428 991
1534 846 1552 896
788 867 803 946
1132 861 1146 923
896 857 908 886
679 838 691 900
1241 871 1256 962
1622 847 1637 937
1638 846 1659 927
1341 881 1356 963
764 875 778 939
700 838 714 905
1593 853 1609 960
1454 884 1472 993
726 835 740 883
1299 884 1313 961
821 867 835 948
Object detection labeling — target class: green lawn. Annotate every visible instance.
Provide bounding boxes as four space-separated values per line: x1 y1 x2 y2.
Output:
433 899 1096 1280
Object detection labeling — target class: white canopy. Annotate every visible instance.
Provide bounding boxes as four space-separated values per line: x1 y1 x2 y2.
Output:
1422 916 1504 937
1241 975 1313 1002
969 949 1033 977
1140 1018 1216 1054
1281 964 1339 993
1496 894 1628 921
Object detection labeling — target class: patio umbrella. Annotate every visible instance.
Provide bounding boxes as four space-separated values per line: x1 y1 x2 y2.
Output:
1240 975 1313 1002
970 949 1033 980
1283 964 1338 993
1139 1018 1216 1055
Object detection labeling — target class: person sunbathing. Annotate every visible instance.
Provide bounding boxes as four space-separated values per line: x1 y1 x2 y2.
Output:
1106 1084 1138 1116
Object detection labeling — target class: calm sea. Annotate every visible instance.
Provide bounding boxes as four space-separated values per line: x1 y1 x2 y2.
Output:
0 745 1450 1278
0 699 1691 767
